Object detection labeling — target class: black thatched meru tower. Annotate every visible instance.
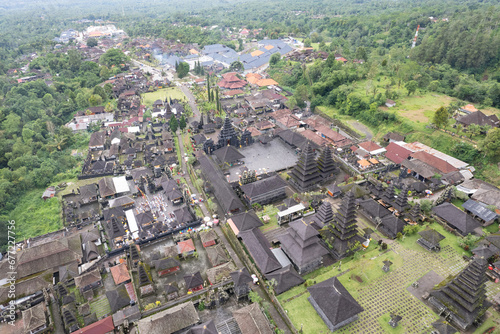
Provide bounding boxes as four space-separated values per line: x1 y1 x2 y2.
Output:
217 117 239 148
289 142 321 193
429 257 491 330
317 145 336 181
316 202 334 225
329 191 363 259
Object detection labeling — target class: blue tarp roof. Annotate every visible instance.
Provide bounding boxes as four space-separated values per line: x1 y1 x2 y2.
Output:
200 40 293 70
463 199 498 222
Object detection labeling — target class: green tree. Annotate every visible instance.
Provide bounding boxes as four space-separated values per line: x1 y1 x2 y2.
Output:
248 291 263 305
405 80 418 96
420 199 433 214
169 115 178 133
100 66 110 79
179 115 187 131
2 113 22 138
295 85 308 108
87 38 98 47
483 128 500 161
176 62 190 78
206 73 211 102
303 38 312 47
269 53 281 66
468 123 481 138
100 49 127 67
93 85 107 101
433 106 448 129
88 94 103 107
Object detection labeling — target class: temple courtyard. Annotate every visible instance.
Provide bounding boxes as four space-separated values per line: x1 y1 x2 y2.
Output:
278 222 500 334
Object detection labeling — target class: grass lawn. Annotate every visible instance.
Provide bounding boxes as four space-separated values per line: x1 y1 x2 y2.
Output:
484 223 499 235
278 241 382 302
280 245 403 334
397 222 471 257
451 198 465 210
475 309 500 334
377 312 405 334
9 189 63 240
89 295 112 319
282 293 330 333
258 205 280 232
336 250 403 299
142 87 186 107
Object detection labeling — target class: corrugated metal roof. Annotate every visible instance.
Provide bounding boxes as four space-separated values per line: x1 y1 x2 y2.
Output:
462 199 498 222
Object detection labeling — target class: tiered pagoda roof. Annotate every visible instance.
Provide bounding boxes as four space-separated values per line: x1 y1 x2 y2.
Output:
393 186 409 212
410 203 422 218
372 182 385 198
313 202 334 229
329 191 364 259
278 219 328 274
138 264 152 286
129 244 140 263
217 117 239 148
317 146 336 181
382 184 395 204
429 257 491 330
289 142 321 193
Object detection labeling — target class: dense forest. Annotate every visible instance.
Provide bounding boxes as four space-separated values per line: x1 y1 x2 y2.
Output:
1 0 500 251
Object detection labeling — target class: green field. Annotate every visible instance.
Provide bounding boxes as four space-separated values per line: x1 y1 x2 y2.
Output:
142 87 187 107
277 222 499 334
9 189 63 240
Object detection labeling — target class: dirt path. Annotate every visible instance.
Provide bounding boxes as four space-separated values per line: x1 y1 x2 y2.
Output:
347 120 373 140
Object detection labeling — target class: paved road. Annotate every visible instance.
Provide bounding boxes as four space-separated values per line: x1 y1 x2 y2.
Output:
131 59 174 82
348 120 373 140
180 85 202 123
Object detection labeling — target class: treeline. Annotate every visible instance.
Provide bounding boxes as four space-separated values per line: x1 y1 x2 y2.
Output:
413 8 500 72
0 49 128 228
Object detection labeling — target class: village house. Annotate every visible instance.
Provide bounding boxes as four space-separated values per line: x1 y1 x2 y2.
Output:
22 302 49 334
177 238 196 257
136 301 199 334
200 229 217 248
110 263 131 286
230 267 253 299
206 244 229 267
74 268 102 293
227 210 263 237
155 257 181 276
184 271 204 293
232 303 274 334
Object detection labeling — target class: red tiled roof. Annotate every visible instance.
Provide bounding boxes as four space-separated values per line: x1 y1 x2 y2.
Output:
71 316 114 334
301 129 328 147
411 151 457 174
384 142 411 164
246 127 262 137
110 263 131 285
177 239 195 254
358 141 382 152
315 125 348 145
276 114 301 128
223 89 244 96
